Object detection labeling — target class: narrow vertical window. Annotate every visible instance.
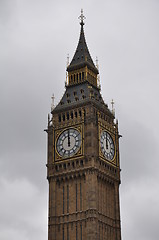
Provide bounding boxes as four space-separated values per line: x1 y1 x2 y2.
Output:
63 225 65 240
67 185 69 213
80 182 82 211
82 72 84 80
63 185 65 214
80 223 82 240
76 183 78 211
76 224 78 240
67 224 69 240
79 73 81 81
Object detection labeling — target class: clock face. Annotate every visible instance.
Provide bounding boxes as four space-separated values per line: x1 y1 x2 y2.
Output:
56 128 82 158
100 131 115 161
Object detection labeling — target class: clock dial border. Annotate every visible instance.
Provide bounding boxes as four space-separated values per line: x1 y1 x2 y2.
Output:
55 125 83 161
99 125 116 165
100 130 115 161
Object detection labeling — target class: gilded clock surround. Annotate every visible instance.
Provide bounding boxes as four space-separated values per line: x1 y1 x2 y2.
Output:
55 124 84 162
100 130 115 161
98 124 117 165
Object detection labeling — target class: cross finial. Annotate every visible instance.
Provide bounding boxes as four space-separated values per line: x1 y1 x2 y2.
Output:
78 9 86 26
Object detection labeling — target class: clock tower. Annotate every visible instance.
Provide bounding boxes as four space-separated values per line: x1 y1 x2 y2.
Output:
46 10 121 240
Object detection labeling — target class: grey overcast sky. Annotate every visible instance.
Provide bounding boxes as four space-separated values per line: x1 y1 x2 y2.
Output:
0 0 159 239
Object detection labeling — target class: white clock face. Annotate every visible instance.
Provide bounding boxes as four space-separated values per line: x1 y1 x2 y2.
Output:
100 131 115 160
56 128 82 158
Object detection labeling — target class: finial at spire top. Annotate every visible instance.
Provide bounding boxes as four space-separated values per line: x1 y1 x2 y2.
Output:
78 9 86 26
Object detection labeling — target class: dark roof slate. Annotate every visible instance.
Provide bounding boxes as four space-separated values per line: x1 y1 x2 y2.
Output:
53 83 113 119
67 24 98 74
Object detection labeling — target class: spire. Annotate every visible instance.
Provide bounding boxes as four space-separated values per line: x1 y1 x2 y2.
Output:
67 10 98 74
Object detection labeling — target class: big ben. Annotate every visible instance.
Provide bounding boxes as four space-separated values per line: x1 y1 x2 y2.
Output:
46 10 122 240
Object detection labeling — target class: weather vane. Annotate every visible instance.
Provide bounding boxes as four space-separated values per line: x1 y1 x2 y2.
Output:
78 9 86 25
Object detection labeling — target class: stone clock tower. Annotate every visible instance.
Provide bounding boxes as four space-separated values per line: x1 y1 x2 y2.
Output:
46 10 121 240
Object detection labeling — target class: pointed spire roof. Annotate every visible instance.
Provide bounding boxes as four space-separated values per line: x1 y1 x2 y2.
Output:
67 10 99 74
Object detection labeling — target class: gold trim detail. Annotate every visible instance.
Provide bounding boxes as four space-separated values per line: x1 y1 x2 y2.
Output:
98 123 117 166
54 124 84 162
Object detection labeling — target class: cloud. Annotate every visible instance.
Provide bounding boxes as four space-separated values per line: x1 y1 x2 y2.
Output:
0 0 16 25
120 117 158 184
0 177 47 240
121 179 159 240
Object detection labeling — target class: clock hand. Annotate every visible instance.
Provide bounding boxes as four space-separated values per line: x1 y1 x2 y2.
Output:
68 130 70 147
106 132 108 149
